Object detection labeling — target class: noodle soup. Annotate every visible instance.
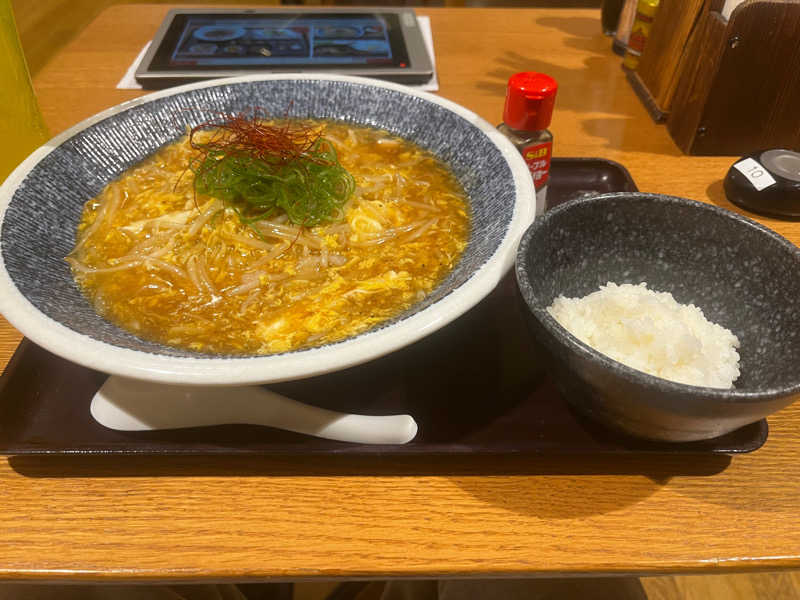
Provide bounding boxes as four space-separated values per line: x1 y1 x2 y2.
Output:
67 120 470 355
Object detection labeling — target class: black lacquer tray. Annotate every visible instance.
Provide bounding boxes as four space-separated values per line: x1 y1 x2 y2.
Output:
0 158 767 456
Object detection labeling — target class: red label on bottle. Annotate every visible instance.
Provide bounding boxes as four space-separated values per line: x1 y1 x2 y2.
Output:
521 141 552 189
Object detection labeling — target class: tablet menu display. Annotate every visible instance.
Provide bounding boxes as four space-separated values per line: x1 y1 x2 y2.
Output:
149 13 410 71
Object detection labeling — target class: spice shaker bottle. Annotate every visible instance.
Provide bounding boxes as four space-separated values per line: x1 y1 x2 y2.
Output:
622 0 660 70
602 0 625 36
498 72 558 216
613 0 639 55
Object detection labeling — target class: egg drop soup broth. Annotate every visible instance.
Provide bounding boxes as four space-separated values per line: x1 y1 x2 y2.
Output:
68 121 470 355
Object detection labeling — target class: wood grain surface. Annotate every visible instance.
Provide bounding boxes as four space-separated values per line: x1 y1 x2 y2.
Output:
666 0 800 155
2 4 800 583
635 0 706 116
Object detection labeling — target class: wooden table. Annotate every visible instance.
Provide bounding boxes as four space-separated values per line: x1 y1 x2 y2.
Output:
2 4 799 583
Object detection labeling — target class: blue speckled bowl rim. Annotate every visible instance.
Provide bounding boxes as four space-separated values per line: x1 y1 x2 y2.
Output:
515 192 800 402
0 74 535 385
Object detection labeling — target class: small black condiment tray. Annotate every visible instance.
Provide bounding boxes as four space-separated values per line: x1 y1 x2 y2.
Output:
0 158 767 456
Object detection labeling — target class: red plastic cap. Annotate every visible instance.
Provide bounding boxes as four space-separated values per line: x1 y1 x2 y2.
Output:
503 72 558 131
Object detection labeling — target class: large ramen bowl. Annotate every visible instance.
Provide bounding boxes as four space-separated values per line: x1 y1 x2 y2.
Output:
0 74 534 385
515 193 800 442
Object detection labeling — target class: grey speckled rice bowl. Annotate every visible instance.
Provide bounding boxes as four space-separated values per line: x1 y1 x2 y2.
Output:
0 74 534 385
515 193 800 442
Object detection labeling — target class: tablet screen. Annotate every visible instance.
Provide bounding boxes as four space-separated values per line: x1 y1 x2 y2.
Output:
148 13 411 71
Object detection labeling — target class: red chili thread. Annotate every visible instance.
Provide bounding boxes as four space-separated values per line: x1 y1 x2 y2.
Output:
188 107 328 167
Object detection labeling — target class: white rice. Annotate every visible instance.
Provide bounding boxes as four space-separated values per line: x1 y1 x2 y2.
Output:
547 282 740 388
